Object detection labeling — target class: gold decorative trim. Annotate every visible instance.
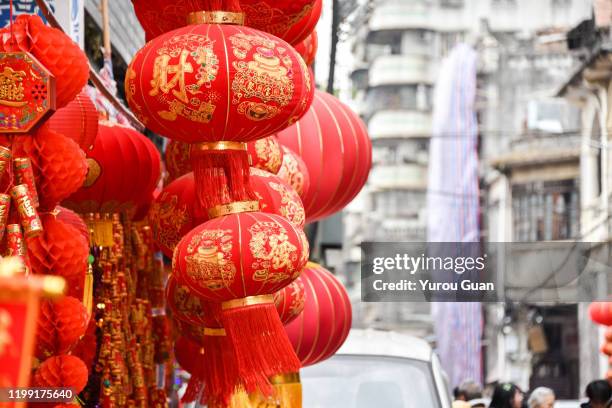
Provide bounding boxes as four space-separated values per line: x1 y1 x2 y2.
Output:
306 261 320 269
193 141 247 152
270 372 301 385
222 294 274 310
188 11 245 26
208 200 260 219
204 327 227 337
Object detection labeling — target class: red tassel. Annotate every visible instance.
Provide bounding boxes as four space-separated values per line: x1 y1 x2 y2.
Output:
200 332 241 406
191 145 256 211
221 302 301 396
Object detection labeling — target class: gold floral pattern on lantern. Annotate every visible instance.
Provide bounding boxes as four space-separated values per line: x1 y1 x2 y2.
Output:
253 138 282 173
230 34 294 116
149 34 219 123
172 281 204 319
270 181 305 227
186 229 236 290
150 193 190 252
249 221 298 283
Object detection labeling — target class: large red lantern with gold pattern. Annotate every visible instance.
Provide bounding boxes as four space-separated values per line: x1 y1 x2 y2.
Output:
132 0 321 45
274 278 305 325
173 208 308 394
126 18 313 145
285 263 352 367
278 90 372 223
152 167 305 257
63 122 161 216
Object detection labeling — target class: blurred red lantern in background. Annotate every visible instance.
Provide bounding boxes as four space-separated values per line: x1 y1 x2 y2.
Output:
48 89 99 151
277 145 310 201
63 122 161 216
164 140 192 183
295 31 318 66
0 15 89 109
285 263 352 367
132 0 321 45
151 168 305 258
590 302 612 326
55 207 89 242
278 90 372 223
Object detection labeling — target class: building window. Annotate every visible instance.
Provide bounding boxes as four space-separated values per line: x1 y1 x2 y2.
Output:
512 180 579 242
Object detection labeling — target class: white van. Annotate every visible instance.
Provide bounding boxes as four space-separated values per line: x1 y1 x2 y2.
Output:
301 329 453 408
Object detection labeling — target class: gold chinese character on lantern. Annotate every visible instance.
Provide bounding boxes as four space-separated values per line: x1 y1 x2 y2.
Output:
150 51 193 103
0 67 27 108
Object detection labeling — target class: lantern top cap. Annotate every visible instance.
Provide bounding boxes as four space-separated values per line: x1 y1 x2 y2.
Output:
187 11 245 26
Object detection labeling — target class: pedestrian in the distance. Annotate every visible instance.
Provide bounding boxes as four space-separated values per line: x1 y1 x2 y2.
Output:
581 380 612 408
527 387 555 408
489 383 524 408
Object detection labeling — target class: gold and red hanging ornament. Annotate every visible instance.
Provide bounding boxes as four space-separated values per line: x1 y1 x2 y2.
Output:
151 168 305 257
278 90 372 223
132 0 321 45
165 135 284 182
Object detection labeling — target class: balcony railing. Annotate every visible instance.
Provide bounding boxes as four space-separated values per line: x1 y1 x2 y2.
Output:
369 110 432 139
369 55 434 86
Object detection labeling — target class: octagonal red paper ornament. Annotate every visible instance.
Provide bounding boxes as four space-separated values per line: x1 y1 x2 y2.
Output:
63 122 161 216
0 15 89 109
151 167 305 257
0 52 55 133
285 262 352 367
132 0 321 45
278 90 372 223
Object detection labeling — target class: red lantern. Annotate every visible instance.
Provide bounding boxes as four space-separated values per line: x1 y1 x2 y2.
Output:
278 90 372 223
13 125 88 211
173 209 308 394
63 122 161 216
0 15 90 109
126 21 313 145
285 263 352 367
132 0 321 45
26 214 89 299
164 139 192 182
175 335 204 374
35 296 89 359
127 14 314 211
590 302 612 326
274 278 305 325
48 89 99 151
151 168 305 257
246 136 284 174
277 145 310 200
32 355 89 393
294 31 318 66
